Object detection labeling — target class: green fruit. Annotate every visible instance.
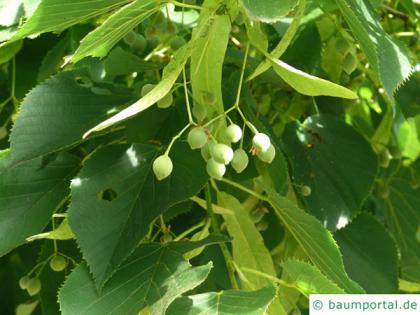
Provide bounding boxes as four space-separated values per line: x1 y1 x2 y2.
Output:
19 276 30 290
170 36 186 51
342 53 358 74
132 34 147 52
252 133 271 153
157 93 173 108
147 35 159 50
257 144 276 164
377 182 390 199
123 31 137 45
410 177 420 189
187 127 208 150
256 220 269 231
153 11 166 25
206 159 226 180
167 22 178 35
161 233 173 243
225 124 242 143
27 278 41 296
300 185 311 197
379 149 391 168
141 84 155 97
49 255 67 272
231 149 248 173
335 38 351 55
153 155 173 181
250 208 265 223
211 143 234 165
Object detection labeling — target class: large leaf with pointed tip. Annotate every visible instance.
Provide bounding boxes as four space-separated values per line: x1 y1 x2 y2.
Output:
242 0 297 23
334 213 398 293
335 0 412 100
190 0 231 119
84 4 218 137
263 183 364 293
268 57 357 99
71 0 161 63
217 192 286 315
9 71 131 163
167 286 277 315
59 239 220 315
281 259 345 295
10 0 130 42
68 142 208 288
282 114 377 230
0 153 79 256
384 161 420 282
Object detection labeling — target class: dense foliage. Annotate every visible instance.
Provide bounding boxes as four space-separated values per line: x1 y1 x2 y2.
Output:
0 0 419 314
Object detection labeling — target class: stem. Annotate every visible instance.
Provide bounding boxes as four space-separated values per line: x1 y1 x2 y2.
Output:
174 218 208 241
183 68 195 125
205 185 239 289
165 123 192 155
221 178 267 201
169 0 202 10
238 266 295 289
234 42 250 107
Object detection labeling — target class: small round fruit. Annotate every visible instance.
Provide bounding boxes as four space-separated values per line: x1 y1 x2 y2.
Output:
167 22 178 35
225 124 242 143
206 159 226 180
161 233 173 243
342 53 358 74
300 185 311 197
231 149 248 173
19 276 30 290
377 182 390 199
188 127 208 150
27 278 41 296
410 177 420 190
170 36 186 51
257 144 276 164
252 133 271 153
335 38 351 55
211 144 234 165
147 35 159 49
141 84 155 97
153 155 173 181
123 31 137 45
157 93 173 108
49 255 67 272
132 34 147 52
379 149 391 168
201 144 212 160
153 11 166 25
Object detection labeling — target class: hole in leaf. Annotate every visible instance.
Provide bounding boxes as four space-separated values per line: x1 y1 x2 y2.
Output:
98 188 117 202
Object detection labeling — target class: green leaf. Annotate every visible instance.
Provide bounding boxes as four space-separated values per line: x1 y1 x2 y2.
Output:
396 73 420 118
282 114 377 230
241 0 297 23
268 56 357 99
281 259 345 295
217 192 286 315
83 3 218 137
59 239 219 315
335 0 413 100
247 0 306 80
10 0 130 42
167 286 278 315
334 213 399 293
190 0 231 119
385 161 420 282
68 142 208 288
104 47 161 76
0 153 79 256
263 183 365 293
9 71 131 163
0 40 22 64
71 0 161 63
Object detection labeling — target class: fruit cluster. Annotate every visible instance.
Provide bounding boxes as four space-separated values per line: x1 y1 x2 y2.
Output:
152 123 276 181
